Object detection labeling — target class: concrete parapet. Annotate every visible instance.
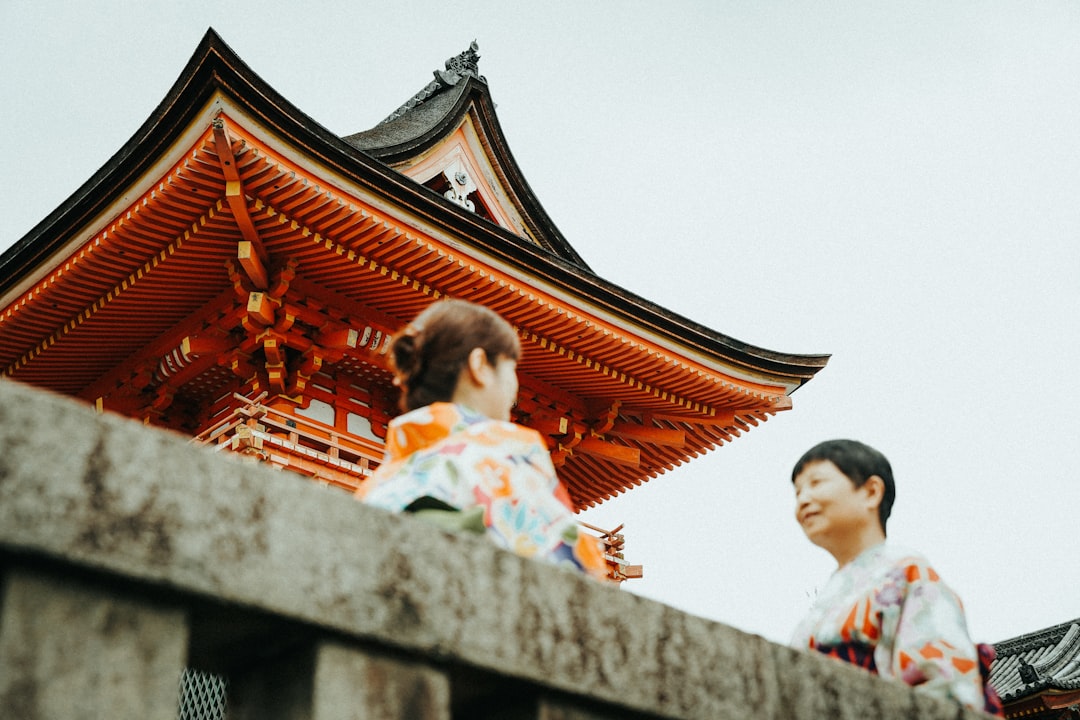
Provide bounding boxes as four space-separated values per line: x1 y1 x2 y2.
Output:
0 379 992 719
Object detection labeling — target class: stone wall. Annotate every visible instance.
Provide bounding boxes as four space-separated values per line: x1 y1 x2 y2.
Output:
0 379 992 719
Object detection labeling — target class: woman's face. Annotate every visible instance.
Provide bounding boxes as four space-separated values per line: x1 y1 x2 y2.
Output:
452 349 519 421
793 460 877 557
485 355 519 421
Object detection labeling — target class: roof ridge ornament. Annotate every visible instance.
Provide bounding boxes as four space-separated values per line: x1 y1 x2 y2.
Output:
1018 659 1040 685
437 40 483 85
379 41 485 125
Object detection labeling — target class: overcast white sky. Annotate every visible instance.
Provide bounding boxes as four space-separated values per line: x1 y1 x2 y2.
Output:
2 1 1077 646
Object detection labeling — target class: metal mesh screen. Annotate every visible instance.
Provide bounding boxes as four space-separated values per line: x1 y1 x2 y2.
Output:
178 667 228 720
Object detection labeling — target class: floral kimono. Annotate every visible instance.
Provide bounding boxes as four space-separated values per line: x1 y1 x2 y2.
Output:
357 402 607 580
791 543 1001 715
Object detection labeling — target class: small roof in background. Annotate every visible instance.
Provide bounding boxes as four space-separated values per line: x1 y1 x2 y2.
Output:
991 618 1080 701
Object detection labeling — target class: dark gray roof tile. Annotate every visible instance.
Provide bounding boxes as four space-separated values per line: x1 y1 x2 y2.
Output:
991 620 1080 700
343 81 465 151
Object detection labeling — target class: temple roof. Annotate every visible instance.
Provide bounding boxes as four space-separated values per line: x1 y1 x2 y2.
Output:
342 41 590 268
991 619 1080 701
0 29 829 508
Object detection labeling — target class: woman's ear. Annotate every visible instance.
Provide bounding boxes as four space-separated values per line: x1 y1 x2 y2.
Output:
862 475 885 512
464 347 492 387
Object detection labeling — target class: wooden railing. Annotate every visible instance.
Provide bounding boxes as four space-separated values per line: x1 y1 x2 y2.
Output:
193 392 381 492
194 392 642 581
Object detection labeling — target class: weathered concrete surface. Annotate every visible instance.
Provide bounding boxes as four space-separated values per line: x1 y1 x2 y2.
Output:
0 379 994 719
0 566 188 719
311 641 451 720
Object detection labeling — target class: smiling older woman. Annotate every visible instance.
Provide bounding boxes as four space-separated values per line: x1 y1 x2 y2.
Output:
790 439 1002 715
355 299 607 580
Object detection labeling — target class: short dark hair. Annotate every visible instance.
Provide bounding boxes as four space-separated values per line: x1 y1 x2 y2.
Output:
791 439 896 534
388 299 521 412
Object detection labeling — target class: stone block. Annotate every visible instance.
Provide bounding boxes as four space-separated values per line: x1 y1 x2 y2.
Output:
0 380 998 720
0 566 188 719
226 639 450 720
312 640 451 720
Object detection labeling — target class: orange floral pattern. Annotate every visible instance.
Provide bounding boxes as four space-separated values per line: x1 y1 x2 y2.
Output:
356 403 607 580
791 543 996 712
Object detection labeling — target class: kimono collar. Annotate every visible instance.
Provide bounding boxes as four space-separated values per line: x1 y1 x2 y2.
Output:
382 402 487 462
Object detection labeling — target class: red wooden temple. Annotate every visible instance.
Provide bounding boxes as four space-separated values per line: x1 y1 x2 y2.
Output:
0 32 828 580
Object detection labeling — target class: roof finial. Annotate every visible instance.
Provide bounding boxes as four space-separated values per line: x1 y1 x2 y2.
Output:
1018 660 1040 684
378 41 485 125
435 41 484 86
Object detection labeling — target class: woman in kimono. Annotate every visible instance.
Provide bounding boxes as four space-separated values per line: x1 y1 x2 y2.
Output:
790 439 1001 714
356 298 607 580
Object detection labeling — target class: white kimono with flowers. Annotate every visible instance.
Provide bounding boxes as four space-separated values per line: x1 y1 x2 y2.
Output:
791 543 998 713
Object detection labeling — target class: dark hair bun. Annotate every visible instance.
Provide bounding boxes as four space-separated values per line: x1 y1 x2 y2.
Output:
387 299 521 412
390 332 421 387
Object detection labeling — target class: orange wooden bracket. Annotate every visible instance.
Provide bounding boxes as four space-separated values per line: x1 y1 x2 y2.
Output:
247 292 276 327
318 327 359 350
576 437 640 466
771 395 794 411
531 415 569 437
587 400 621 435
607 421 685 447
238 241 268 289
212 117 269 289
266 362 287 393
297 349 324 378
262 336 285 367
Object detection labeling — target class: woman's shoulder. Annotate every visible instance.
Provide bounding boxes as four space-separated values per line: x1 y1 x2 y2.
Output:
874 543 931 564
460 417 547 447
867 544 946 585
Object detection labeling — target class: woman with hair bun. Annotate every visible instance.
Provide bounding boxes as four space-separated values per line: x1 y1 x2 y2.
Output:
356 298 608 580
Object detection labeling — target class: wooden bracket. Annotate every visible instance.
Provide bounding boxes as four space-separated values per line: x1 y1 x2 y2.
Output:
247 292 276 327
530 415 569 437
576 437 640 467
587 400 621 435
212 117 270 289
607 420 685 447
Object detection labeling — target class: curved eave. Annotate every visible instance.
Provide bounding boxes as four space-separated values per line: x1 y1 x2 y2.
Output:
0 28 828 389
346 76 593 271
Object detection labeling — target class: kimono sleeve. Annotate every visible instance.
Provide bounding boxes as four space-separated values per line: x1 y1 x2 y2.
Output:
879 561 985 710
475 425 609 580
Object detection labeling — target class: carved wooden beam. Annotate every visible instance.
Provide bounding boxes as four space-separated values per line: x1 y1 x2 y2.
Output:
607 421 685 447
587 400 621 435
287 347 325 396
153 335 232 385
575 437 640 467
317 328 359 350
530 415 569 437
646 410 738 427
212 118 269 290
246 291 276 327
263 334 287 393
268 259 297 299
225 351 257 382
237 240 268 290
770 395 794 411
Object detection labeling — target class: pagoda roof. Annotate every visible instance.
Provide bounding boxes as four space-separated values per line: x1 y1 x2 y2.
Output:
991 619 1080 702
0 29 828 508
342 41 589 269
